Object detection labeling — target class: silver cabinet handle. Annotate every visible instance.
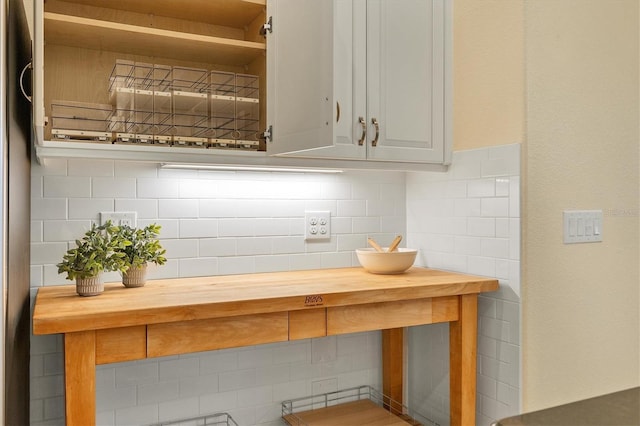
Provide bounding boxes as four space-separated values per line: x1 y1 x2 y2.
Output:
358 116 366 146
371 118 379 147
20 62 32 102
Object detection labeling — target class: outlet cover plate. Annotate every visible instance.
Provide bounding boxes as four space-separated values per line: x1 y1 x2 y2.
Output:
305 211 331 241
100 211 137 227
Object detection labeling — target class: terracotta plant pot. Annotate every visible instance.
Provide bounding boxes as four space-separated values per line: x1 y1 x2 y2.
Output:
122 264 148 288
76 275 104 297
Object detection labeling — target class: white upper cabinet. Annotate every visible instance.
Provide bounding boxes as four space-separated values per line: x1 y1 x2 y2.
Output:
268 0 452 164
32 0 450 168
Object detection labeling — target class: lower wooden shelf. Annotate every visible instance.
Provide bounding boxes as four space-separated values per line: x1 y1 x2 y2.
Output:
281 386 437 426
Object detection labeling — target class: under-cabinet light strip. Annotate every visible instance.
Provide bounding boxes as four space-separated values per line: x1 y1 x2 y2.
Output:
160 163 343 174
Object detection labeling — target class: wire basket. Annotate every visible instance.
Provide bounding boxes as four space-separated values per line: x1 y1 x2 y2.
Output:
150 412 238 426
282 385 440 426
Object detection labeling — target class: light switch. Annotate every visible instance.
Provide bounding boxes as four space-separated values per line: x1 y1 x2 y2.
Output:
563 210 603 244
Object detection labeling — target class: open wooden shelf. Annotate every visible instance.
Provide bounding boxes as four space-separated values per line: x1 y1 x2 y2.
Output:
283 400 419 426
44 12 266 66
54 0 266 28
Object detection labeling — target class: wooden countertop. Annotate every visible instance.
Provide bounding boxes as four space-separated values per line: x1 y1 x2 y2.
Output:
33 267 498 335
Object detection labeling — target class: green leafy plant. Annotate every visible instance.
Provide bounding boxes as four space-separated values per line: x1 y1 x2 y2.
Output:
57 221 128 280
116 224 167 269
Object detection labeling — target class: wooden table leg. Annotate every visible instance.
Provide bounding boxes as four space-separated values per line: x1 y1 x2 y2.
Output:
449 294 478 426
64 330 96 425
382 328 404 413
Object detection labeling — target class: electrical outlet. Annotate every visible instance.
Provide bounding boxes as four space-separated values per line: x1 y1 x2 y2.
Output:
305 211 331 241
100 211 137 227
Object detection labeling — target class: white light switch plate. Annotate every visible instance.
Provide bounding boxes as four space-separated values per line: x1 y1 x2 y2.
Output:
563 210 602 244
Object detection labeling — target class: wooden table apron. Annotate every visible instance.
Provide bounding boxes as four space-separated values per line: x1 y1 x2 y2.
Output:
32 267 498 426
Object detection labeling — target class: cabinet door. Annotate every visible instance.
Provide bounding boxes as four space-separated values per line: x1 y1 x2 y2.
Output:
267 0 335 156
366 0 448 163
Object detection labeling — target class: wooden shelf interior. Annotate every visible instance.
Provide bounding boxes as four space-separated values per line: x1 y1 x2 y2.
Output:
49 0 266 29
44 0 266 66
41 0 266 145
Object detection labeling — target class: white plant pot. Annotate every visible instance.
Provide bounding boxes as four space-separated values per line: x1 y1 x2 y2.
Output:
122 264 148 288
76 275 104 297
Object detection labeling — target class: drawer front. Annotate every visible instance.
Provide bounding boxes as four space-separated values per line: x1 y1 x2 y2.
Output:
289 308 326 340
147 312 288 358
327 297 459 335
96 325 147 364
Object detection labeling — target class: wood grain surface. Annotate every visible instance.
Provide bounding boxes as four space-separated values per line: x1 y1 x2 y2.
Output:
33 267 498 335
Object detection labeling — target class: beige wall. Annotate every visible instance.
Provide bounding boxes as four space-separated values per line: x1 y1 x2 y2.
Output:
453 0 525 150
523 0 639 411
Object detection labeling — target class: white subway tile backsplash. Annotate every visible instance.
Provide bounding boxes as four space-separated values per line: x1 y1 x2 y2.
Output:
199 199 238 218
178 258 218 277
44 176 91 198
218 256 256 275
352 216 380 233
92 177 137 198
254 255 290 273
496 218 510 238
31 150 520 426
115 403 161 426
468 178 496 198
289 253 323 271
320 251 352 268
31 198 67 220
138 380 180 405
159 199 198 218
32 158 67 177
219 368 256 392
161 239 198 259
337 200 366 217
68 198 113 220
509 176 521 217
255 364 290 386
199 238 237 257
114 161 157 178
323 182 352 200
31 221 43 243
218 218 258 237
43 220 92 242
237 238 272 256
253 218 291 236
468 218 496 237
407 144 521 424
198 391 238 415
68 159 114 177
115 361 158 387
468 256 496 277
180 219 218 238
481 198 510 217
481 238 510 259
96 383 137 411
270 236 305 255
30 265 43 286
137 178 179 199
115 199 158 219
179 178 219 199
31 242 68 265
159 358 200 382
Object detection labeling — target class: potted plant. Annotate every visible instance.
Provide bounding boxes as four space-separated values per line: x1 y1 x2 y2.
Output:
57 221 128 296
116 224 166 287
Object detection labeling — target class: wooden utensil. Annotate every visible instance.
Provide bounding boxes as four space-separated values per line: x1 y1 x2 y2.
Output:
387 235 402 252
367 237 384 252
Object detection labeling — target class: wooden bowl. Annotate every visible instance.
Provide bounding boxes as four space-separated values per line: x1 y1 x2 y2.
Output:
355 248 418 274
